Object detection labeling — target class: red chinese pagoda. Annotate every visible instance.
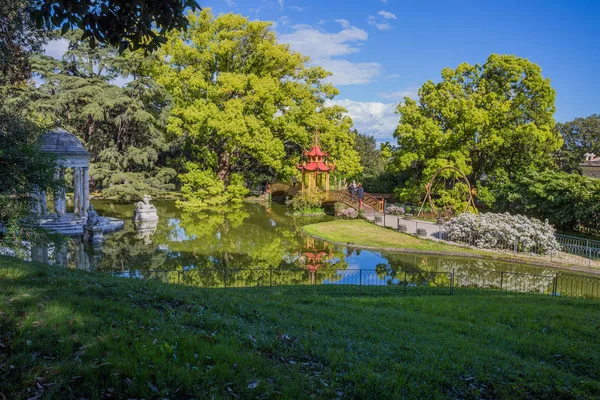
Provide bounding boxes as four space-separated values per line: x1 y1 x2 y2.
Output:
296 128 336 193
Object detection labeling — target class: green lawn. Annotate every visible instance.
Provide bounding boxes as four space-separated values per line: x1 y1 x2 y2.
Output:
2 257 600 399
303 219 600 272
303 219 468 253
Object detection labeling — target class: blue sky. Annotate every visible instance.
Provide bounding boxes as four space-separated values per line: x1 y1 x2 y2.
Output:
210 0 600 141
45 0 600 142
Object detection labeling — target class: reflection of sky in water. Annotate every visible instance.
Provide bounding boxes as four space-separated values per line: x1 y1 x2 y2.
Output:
167 218 196 242
343 249 387 271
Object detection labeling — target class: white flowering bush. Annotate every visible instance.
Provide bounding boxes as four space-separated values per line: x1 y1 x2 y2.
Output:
386 205 405 215
338 208 358 219
446 212 560 255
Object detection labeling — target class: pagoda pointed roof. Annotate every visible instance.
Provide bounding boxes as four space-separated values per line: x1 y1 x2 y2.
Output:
304 145 328 157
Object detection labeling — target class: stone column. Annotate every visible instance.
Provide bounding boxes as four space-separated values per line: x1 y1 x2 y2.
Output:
74 167 81 216
40 191 47 216
53 168 63 216
82 167 90 215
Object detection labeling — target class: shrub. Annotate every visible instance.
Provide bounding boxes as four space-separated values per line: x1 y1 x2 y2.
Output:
338 208 358 219
446 212 560 255
285 192 325 215
385 205 404 215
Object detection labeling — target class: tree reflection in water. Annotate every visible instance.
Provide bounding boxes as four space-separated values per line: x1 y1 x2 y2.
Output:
27 200 571 295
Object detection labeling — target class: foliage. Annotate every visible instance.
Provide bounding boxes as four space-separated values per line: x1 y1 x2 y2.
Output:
555 114 600 173
486 169 600 233
177 164 248 211
353 132 400 193
446 212 560 255
391 54 562 203
0 0 49 86
4 257 600 399
337 208 358 219
0 104 62 248
353 131 386 177
30 0 199 52
8 31 177 200
285 192 325 215
151 10 361 205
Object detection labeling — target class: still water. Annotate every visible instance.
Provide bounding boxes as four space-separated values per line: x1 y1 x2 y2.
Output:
26 199 577 293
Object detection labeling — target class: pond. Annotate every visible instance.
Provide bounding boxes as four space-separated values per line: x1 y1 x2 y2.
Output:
26 200 600 298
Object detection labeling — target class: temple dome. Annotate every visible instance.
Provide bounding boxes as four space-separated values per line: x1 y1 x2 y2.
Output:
40 128 90 156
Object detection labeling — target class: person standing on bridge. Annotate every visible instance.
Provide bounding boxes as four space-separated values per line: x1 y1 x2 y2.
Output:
357 183 364 209
349 180 357 197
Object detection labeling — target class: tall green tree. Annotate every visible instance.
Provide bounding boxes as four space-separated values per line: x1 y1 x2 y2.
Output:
391 54 561 203
555 114 600 173
151 10 361 206
10 31 176 200
0 0 49 86
0 103 61 249
353 131 386 178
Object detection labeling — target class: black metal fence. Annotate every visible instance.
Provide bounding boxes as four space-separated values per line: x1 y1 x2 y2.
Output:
375 211 600 268
112 267 600 301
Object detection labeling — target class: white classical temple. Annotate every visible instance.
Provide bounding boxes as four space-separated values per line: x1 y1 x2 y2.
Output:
34 124 123 235
39 124 91 218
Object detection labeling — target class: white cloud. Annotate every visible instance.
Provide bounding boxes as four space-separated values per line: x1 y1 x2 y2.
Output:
326 99 399 140
225 0 235 6
289 5 303 11
367 16 391 31
278 0 284 9
319 59 382 85
278 23 382 85
384 74 400 79
279 16 290 25
43 38 69 60
378 88 419 101
334 19 350 29
368 10 397 31
377 10 397 19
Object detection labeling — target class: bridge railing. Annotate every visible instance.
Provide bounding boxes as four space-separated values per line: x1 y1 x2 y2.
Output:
268 182 384 212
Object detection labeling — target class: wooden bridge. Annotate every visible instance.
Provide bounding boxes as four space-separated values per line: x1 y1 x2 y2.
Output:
269 182 385 212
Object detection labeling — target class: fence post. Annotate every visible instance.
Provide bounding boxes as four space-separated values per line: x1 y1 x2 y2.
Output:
588 240 592 267
450 270 454 295
500 272 504 291
359 269 362 293
383 199 386 227
552 273 558 297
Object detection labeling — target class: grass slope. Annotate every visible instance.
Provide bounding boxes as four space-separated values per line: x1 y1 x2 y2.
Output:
303 219 465 253
1 257 600 399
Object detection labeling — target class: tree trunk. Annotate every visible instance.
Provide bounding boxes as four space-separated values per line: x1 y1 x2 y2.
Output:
217 151 231 184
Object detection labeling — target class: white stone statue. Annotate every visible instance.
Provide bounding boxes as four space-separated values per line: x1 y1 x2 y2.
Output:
85 205 102 228
133 195 159 222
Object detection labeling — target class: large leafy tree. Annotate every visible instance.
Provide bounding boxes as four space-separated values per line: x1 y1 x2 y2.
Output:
0 103 61 249
353 131 386 178
151 10 361 205
555 114 600 173
11 31 176 200
0 0 49 86
30 0 200 52
391 54 561 203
